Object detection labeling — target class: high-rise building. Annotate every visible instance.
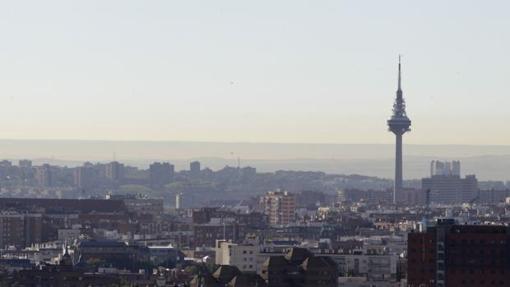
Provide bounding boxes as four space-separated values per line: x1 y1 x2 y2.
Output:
0 212 24 249
74 165 95 189
430 160 461 177
387 57 411 204
451 160 461 177
0 212 42 249
35 164 53 187
261 190 296 225
408 219 510 287
23 214 42 247
422 162 478 204
175 192 182 209
149 162 174 188
190 161 201 175
105 161 124 182
18 159 33 182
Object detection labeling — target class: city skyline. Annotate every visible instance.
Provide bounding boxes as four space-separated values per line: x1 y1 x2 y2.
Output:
0 2 509 286
0 1 510 144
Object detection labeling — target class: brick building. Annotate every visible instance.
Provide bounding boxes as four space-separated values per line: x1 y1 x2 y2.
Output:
261 190 296 226
408 219 510 287
0 212 42 249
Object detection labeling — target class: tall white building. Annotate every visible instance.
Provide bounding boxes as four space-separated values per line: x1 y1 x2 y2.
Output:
175 192 182 209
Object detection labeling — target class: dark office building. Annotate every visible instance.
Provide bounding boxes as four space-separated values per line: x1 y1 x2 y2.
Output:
149 162 174 188
422 161 478 204
190 161 201 176
408 219 510 287
0 213 42 249
422 174 478 204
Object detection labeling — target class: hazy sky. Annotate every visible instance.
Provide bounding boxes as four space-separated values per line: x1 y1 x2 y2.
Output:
0 1 508 145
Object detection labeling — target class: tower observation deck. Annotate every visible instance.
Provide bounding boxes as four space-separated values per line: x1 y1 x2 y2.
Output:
387 56 411 204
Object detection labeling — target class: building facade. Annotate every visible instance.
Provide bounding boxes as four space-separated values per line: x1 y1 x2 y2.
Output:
105 161 124 182
35 164 53 187
149 162 174 188
215 240 258 272
0 212 42 249
422 174 478 204
408 220 510 287
430 160 461 177
261 190 296 225
189 161 201 176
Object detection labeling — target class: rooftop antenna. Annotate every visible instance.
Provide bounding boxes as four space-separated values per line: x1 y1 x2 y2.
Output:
398 54 402 91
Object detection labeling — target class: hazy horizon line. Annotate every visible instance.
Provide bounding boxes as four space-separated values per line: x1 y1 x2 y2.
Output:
0 138 509 147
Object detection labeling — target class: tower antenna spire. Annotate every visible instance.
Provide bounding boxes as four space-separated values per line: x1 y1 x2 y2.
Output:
398 54 402 91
